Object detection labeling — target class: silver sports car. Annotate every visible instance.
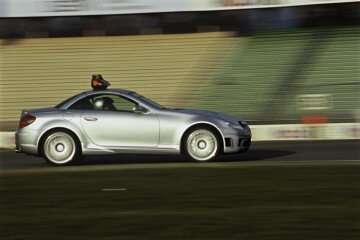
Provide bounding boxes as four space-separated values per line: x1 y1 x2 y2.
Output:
15 75 251 165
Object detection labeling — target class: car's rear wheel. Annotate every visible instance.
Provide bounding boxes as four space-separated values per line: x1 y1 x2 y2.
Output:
42 130 81 166
184 128 220 162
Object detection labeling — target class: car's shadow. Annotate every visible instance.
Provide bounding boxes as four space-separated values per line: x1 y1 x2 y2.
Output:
219 149 296 162
79 149 295 166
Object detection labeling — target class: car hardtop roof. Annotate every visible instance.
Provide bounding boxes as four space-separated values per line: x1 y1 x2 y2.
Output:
84 88 134 95
55 88 136 109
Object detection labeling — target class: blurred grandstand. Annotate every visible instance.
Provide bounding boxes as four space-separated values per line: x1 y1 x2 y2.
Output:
0 0 359 131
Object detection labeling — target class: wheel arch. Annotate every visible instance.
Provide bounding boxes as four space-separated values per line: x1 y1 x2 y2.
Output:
180 123 224 154
37 127 82 157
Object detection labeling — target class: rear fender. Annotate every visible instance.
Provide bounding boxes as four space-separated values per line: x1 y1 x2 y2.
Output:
36 119 89 155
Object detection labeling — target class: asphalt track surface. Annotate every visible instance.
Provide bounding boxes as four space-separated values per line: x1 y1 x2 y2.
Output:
0 140 359 172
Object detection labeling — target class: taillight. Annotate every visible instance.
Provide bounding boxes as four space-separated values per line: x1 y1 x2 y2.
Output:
19 114 36 129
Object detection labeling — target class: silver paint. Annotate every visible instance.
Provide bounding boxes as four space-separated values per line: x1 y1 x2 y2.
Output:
15 89 251 161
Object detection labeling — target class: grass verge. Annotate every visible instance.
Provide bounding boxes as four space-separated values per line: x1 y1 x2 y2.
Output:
1 164 359 240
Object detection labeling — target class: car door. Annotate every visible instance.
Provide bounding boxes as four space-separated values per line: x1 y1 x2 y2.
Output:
78 94 160 147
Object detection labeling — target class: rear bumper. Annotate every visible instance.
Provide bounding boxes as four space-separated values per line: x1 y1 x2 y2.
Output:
15 147 22 153
15 129 39 155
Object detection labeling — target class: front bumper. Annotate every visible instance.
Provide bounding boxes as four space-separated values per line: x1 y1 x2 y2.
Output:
222 126 251 154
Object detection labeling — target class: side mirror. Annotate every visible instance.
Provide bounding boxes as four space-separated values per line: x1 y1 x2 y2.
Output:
132 105 148 114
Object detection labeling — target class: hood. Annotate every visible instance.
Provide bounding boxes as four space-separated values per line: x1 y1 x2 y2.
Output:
168 108 241 123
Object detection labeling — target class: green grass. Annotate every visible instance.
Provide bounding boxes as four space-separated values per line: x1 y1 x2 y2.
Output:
1 164 359 240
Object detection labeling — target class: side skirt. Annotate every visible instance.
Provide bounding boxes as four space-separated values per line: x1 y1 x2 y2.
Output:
82 145 180 155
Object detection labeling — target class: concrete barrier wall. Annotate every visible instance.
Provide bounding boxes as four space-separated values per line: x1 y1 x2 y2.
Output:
251 123 360 141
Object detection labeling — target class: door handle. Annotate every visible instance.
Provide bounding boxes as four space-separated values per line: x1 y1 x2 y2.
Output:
84 117 98 121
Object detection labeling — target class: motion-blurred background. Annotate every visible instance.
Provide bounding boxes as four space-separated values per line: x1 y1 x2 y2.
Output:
0 0 359 135
1 3 360 239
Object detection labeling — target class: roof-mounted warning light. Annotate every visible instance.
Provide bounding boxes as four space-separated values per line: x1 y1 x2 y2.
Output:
91 74 111 90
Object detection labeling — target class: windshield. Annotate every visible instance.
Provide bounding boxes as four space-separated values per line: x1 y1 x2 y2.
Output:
129 92 166 109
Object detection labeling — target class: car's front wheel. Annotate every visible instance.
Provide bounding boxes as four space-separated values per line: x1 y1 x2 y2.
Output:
184 127 220 162
42 130 81 166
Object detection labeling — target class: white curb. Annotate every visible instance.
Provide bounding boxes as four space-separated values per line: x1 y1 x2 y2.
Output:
250 123 360 141
0 132 16 149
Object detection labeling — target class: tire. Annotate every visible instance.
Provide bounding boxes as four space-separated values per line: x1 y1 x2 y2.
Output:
184 127 220 162
42 130 81 166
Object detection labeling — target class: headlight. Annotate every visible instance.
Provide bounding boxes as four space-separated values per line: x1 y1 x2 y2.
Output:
229 123 243 130
239 120 248 126
218 118 245 130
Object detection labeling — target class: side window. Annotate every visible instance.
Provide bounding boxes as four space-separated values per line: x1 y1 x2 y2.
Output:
68 97 94 110
112 96 136 111
92 94 136 112
69 94 136 111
